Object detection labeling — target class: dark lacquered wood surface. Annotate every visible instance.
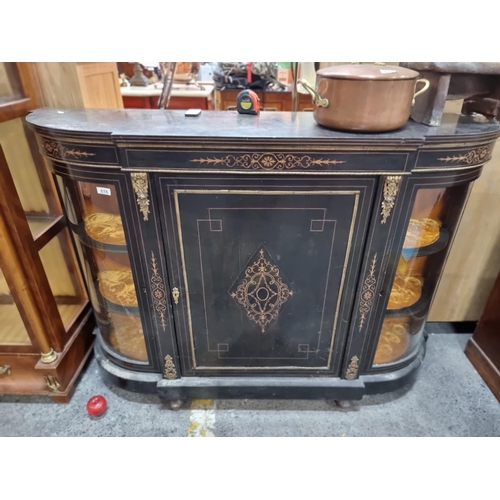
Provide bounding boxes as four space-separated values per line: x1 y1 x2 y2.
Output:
25 107 500 401
26 108 500 142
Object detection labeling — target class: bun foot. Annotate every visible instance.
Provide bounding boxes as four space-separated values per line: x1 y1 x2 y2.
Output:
169 399 184 411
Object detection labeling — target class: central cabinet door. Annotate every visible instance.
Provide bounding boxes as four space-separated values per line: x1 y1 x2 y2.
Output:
156 175 375 375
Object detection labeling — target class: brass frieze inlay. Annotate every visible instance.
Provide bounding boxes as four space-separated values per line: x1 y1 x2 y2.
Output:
437 145 493 165
43 140 96 159
230 248 293 333
380 175 402 224
44 375 61 393
359 254 378 331
345 356 359 380
131 172 150 221
164 355 177 379
151 252 167 330
191 153 346 170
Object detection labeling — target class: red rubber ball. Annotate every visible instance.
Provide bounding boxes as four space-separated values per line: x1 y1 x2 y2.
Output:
86 395 107 417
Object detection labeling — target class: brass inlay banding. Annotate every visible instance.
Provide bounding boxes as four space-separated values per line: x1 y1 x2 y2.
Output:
43 140 96 159
191 153 346 170
437 145 493 165
359 254 378 331
151 252 167 330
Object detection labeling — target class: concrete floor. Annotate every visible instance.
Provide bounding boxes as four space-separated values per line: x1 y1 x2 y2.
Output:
0 333 498 436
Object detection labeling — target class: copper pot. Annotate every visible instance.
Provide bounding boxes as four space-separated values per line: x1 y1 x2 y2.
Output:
300 64 430 132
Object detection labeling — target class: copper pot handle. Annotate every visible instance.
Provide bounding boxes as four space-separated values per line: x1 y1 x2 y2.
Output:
298 79 329 108
413 78 430 104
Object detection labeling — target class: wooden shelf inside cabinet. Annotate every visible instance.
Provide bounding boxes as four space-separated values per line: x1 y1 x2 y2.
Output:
102 296 140 317
385 291 431 320
401 230 450 259
76 228 129 254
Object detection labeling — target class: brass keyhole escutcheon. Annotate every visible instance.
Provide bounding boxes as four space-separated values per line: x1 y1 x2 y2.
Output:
172 287 179 305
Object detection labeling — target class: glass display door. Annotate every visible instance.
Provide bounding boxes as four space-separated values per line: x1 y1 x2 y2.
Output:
56 176 150 364
373 181 471 366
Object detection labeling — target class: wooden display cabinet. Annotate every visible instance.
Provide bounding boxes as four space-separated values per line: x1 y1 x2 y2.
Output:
0 63 95 402
26 108 500 406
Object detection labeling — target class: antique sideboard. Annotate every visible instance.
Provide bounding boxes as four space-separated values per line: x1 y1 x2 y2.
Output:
26 109 500 407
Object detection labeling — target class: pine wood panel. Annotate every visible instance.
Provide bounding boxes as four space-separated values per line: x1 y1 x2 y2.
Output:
76 63 123 109
31 63 123 109
30 63 84 108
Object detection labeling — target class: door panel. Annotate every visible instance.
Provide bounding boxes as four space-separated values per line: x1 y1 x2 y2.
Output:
156 176 375 375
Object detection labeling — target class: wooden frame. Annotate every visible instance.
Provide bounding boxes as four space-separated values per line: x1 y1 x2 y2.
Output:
0 63 38 122
0 64 95 402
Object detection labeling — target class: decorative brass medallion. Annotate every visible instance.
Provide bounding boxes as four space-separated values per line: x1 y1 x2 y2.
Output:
229 247 293 333
191 153 346 170
359 254 378 331
164 355 177 379
43 140 96 159
437 145 493 165
380 175 402 224
345 356 359 380
151 252 167 330
131 172 150 221
44 375 61 392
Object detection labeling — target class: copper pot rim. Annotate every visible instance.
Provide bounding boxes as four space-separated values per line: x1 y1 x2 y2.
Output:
317 64 420 81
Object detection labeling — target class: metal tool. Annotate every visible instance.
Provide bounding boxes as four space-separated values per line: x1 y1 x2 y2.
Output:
236 89 260 115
